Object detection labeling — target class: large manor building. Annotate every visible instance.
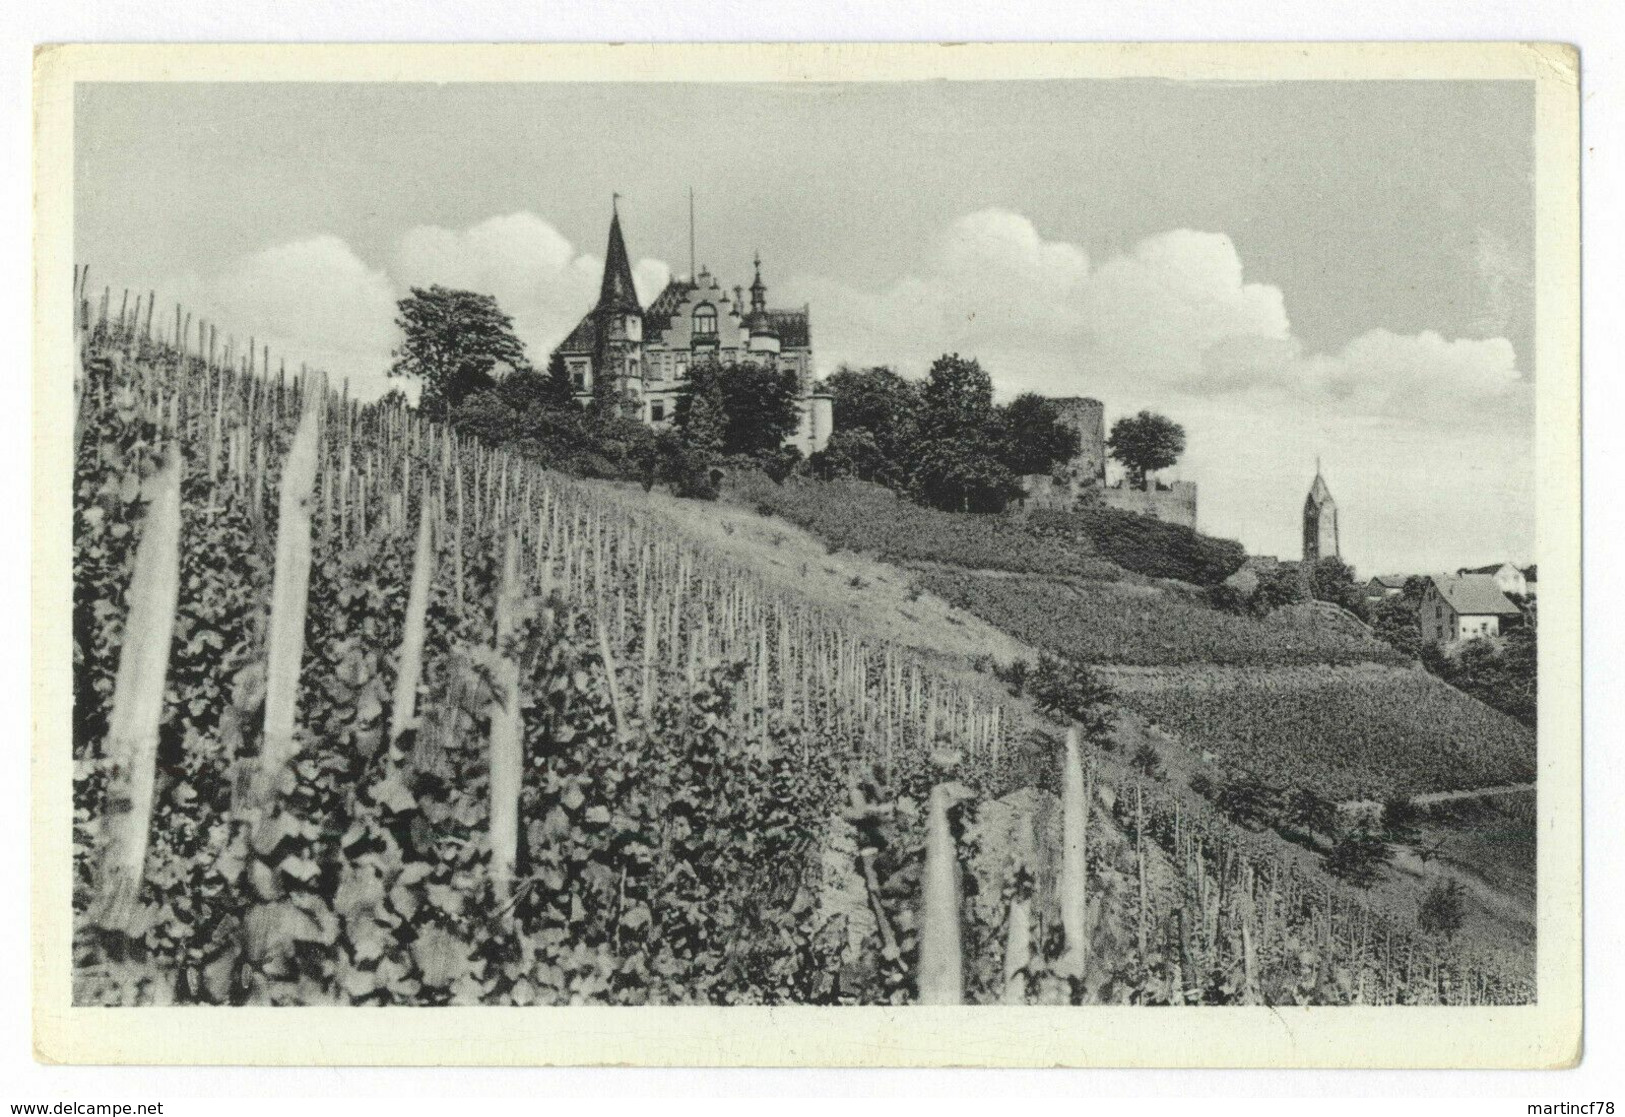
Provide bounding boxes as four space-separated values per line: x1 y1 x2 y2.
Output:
553 207 834 456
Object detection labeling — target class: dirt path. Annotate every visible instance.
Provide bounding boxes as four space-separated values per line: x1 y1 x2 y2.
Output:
1340 783 1535 812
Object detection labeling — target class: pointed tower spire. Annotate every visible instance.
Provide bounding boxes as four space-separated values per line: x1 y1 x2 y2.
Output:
688 187 697 282
1303 462 1339 563
750 250 767 314
598 200 641 315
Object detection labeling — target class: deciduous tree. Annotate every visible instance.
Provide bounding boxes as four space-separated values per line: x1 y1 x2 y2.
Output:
912 354 1022 512
1107 410 1185 489
390 285 530 416
998 393 1081 477
824 365 920 466
716 362 801 457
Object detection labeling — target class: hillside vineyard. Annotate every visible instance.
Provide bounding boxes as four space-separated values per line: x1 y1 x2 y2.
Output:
71 279 1532 1006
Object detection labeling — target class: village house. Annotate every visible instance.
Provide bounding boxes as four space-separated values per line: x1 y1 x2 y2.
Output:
1365 573 1410 599
1418 573 1523 644
1456 561 1530 599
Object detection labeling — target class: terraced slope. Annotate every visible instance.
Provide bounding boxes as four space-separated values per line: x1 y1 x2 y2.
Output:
1098 664 1536 801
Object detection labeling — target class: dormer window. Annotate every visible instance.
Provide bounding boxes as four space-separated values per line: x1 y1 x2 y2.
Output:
693 304 717 337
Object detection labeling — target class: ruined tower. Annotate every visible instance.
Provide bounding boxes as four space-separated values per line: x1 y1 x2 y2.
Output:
1053 397 1106 485
1303 463 1339 564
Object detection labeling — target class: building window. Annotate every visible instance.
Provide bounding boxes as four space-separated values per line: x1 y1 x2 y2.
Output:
569 360 588 390
693 304 717 337
651 401 665 422
675 358 688 379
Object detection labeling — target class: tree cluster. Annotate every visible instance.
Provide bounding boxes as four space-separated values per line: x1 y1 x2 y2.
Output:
815 356 1083 513
1421 623 1537 728
1211 556 1373 621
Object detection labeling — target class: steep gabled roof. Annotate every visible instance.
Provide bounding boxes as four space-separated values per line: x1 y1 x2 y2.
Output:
556 309 599 354
767 309 810 349
643 278 697 340
1460 562 1518 577
598 211 642 316
1430 573 1522 616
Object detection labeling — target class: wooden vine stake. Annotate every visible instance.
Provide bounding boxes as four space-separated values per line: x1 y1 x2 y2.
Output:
918 782 963 1005
258 379 323 797
1001 890 1033 1005
488 532 523 908
1059 726 1090 979
390 489 435 754
89 447 183 933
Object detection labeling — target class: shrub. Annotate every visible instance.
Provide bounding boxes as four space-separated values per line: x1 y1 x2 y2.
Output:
727 474 1122 578
1253 564 1309 614
1382 797 1423 845
992 657 1030 697
1068 504 1245 586
1323 831 1393 889
1214 776 1280 831
760 445 803 486
1424 624 1538 729
1130 743 1165 780
1279 787 1339 842
1207 581 1249 615
1028 655 1116 740
1418 880 1467 938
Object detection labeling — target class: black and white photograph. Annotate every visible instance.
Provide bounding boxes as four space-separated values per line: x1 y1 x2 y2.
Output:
30 41 1583 1068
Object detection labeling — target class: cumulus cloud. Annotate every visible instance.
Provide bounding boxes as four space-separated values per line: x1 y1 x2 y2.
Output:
782 208 1533 570
157 235 399 398
392 212 672 368
153 213 674 402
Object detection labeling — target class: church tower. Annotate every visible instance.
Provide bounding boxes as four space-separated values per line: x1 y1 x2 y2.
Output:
1303 462 1339 564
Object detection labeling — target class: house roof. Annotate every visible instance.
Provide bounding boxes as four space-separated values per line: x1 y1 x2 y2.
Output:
1430 573 1522 616
1370 573 1410 588
767 309 810 349
556 309 599 354
1459 562 1521 578
643 278 697 338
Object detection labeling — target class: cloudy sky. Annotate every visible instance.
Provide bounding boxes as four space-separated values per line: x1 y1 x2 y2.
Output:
74 80 1534 574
